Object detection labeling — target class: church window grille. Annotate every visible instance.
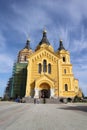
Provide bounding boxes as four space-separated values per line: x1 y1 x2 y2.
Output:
24 56 27 61
64 69 66 74
48 63 51 74
38 63 42 73
63 57 66 62
65 84 68 91
43 60 47 72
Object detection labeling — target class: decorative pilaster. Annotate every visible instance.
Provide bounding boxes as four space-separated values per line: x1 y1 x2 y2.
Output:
50 88 55 98
34 87 39 98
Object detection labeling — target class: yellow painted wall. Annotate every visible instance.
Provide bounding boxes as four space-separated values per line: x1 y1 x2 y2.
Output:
25 44 82 99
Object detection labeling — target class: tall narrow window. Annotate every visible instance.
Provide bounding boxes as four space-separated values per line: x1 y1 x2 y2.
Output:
64 69 66 74
65 84 68 91
24 56 27 61
63 57 66 62
38 63 42 73
48 63 51 74
43 60 47 72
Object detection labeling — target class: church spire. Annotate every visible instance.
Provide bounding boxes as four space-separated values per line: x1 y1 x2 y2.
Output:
24 38 31 49
39 29 50 45
58 40 65 51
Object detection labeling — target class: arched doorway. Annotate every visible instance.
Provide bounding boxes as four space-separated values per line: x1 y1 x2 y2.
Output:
40 89 50 98
39 83 50 98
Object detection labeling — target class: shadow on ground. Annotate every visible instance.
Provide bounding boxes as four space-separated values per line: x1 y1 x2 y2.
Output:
57 105 87 113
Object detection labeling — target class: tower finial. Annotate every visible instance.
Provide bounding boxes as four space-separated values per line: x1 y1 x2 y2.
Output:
27 37 30 43
58 39 65 51
24 37 31 49
38 28 50 45
60 39 63 43
43 27 47 34
42 27 47 38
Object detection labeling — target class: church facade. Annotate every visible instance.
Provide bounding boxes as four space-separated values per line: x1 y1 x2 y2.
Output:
15 30 81 100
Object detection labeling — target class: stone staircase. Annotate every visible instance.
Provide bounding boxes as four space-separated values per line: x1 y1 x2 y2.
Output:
45 98 60 104
22 97 61 104
22 97 34 103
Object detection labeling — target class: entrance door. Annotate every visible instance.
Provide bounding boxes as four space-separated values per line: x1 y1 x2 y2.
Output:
41 89 50 98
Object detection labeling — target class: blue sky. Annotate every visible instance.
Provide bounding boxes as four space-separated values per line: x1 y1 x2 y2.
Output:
0 0 87 97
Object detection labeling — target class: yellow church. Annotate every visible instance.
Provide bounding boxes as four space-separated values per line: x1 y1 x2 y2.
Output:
17 29 82 101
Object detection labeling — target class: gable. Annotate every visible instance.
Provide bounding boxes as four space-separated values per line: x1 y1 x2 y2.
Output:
28 48 59 64
36 74 54 87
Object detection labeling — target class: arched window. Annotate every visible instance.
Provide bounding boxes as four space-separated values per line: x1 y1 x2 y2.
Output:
21 55 24 61
65 84 68 91
48 63 51 74
38 63 42 73
24 56 27 61
64 69 66 74
63 57 66 62
43 60 47 72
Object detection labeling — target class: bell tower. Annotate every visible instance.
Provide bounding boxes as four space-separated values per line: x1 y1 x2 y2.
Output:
17 39 33 63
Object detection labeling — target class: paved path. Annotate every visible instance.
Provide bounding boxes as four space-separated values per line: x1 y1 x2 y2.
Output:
0 102 87 130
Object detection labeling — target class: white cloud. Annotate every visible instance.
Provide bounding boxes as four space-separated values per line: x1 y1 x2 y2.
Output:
0 54 13 73
79 82 87 96
8 0 87 51
0 79 7 97
0 32 6 51
10 2 52 37
72 65 87 96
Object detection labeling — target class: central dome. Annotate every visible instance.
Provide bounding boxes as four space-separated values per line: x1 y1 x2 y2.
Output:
39 29 50 45
35 30 54 52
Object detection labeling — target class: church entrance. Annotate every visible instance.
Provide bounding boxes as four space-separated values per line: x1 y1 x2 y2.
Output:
40 89 50 98
39 83 50 98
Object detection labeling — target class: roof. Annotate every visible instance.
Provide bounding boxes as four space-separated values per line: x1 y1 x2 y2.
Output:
39 30 50 45
24 39 31 49
58 40 65 51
